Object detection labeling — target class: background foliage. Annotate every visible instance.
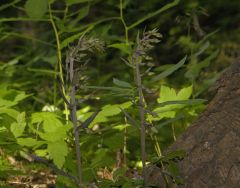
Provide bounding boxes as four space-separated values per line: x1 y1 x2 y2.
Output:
0 0 239 187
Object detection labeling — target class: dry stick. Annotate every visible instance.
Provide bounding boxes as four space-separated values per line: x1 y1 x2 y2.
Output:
134 50 147 187
69 56 83 187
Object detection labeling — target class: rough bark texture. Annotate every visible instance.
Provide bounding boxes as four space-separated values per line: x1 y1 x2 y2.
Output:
166 59 240 188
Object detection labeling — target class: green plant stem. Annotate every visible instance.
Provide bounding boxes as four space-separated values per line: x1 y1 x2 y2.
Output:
1 32 54 46
134 51 147 187
48 2 69 121
150 134 169 187
153 135 162 157
120 0 129 44
120 1 146 185
172 124 176 141
123 116 128 166
0 17 49 22
120 0 129 167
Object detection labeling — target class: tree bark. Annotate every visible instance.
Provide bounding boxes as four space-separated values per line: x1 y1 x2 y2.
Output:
166 59 240 188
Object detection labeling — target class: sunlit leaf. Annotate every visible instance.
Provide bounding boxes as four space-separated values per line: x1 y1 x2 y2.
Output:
17 138 45 147
90 102 132 126
0 107 19 119
31 112 63 133
152 85 195 119
47 140 68 168
0 98 17 108
10 112 26 138
38 125 71 142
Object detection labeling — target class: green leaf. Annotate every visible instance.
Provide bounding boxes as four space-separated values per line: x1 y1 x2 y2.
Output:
152 150 186 164
82 167 95 182
151 56 187 82
157 85 193 104
91 148 115 168
120 108 139 128
113 78 132 88
10 112 26 138
194 41 210 57
47 140 68 168
69 4 90 25
81 110 99 128
164 150 186 161
93 101 132 123
38 125 71 142
25 0 48 19
104 133 124 150
157 85 177 103
85 86 132 94
14 92 31 103
108 43 132 54
17 138 45 147
0 98 17 108
167 161 184 185
167 161 180 177
153 114 185 130
155 99 206 108
60 25 94 49
128 0 180 29
177 85 192 100
152 85 194 119
0 107 19 119
31 112 63 133
185 50 219 81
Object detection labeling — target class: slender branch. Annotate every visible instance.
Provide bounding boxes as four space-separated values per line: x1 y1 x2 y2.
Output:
68 56 83 187
0 17 49 22
48 2 69 121
120 0 129 44
134 49 147 187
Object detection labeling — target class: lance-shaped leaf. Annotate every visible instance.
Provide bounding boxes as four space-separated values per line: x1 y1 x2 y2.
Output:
151 56 187 82
119 108 139 129
154 114 185 130
78 110 100 129
155 99 206 109
113 78 132 88
86 86 132 92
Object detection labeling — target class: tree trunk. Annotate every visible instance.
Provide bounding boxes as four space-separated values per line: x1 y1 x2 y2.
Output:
166 59 240 188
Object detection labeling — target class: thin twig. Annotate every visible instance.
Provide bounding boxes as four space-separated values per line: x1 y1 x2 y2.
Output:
29 154 78 184
68 56 83 187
